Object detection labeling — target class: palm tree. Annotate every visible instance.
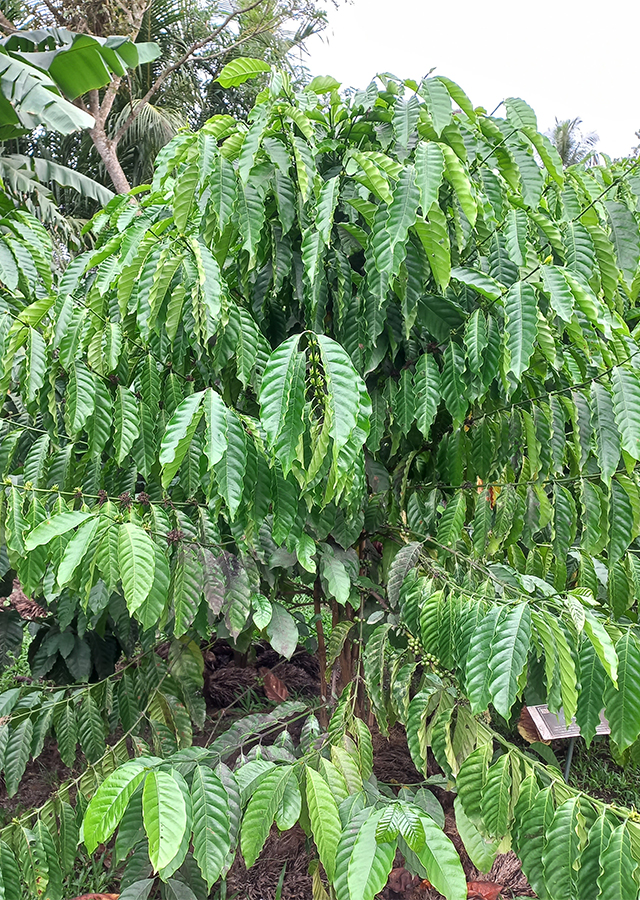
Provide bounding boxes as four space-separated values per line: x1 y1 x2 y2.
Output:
547 117 599 168
1 0 331 193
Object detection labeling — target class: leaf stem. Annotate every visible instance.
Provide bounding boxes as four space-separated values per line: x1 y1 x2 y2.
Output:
314 575 328 726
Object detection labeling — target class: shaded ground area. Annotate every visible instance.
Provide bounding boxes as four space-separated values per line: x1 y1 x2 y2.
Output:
1 644 535 898
0 740 72 827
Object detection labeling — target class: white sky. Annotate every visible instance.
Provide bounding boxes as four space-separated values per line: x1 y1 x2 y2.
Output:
305 0 640 158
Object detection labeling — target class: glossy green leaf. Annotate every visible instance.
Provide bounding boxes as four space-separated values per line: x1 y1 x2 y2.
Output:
481 754 511 839
118 523 156 614
488 603 531 718
114 386 140 465
143 770 188 872
306 767 341 881
190 765 230 888
84 760 146 852
160 391 205 488
346 807 396 900
605 200 640 284
217 57 271 88
241 766 294 868
413 352 441 438
260 335 306 474
414 204 451 290
611 366 640 460
25 510 93 551
541 797 587 899
596 823 638 900
415 141 445 213
504 282 537 378
605 631 640 751
413 811 467 900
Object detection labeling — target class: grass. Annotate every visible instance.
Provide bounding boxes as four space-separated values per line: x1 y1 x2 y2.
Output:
567 736 640 809
13 849 116 900
61 849 117 898
0 630 31 692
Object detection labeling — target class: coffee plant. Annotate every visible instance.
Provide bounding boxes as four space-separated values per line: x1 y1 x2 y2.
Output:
1 57 640 898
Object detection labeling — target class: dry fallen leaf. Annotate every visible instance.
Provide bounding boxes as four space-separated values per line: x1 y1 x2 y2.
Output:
467 881 504 900
68 894 119 900
259 668 289 702
388 867 418 892
517 706 549 744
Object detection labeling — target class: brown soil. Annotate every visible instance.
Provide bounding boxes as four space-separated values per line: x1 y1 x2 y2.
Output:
227 824 313 899
0 739 73 826
5 578 47 620
372 724 424 785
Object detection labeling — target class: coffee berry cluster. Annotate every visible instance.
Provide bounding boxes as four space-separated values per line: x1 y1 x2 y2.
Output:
406 634 445 677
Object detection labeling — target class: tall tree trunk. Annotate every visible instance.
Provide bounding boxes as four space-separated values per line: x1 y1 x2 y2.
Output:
89 124 131 194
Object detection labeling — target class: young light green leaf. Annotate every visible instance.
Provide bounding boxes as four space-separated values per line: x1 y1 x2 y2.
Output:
143 770 188 872
84 760 147 853
190 765 230 888
306 767 342 881
25 511 94 551
415 141 445 213
504 282 537 378
217 57 271 88
118 523 156 614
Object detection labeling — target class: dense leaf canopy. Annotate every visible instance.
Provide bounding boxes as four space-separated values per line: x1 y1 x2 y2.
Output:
2 66 640 899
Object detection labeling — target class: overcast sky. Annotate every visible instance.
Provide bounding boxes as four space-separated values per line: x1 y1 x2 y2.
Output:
304 0 639 158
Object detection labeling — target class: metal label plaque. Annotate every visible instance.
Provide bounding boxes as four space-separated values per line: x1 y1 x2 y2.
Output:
527 704 610 741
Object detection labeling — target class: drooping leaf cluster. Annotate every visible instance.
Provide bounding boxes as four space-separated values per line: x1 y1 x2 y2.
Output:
2 64 640 898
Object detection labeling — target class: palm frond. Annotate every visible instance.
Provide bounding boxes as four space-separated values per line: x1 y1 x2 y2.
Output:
110 99 187 184
547 117 600 168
